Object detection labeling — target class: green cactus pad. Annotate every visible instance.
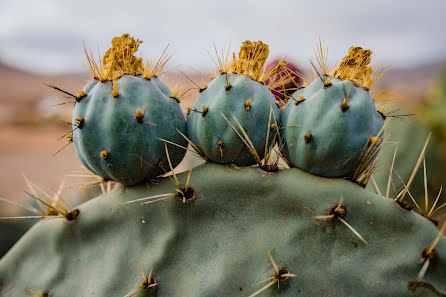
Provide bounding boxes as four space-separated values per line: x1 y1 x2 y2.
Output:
187 73 279 166
1 163 444 297
281 77 384 178
72 75 187 185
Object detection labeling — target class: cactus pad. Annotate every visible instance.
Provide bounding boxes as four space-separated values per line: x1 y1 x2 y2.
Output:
0 163 444 297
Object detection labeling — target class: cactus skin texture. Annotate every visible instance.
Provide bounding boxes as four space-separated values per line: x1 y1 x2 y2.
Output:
187 73 279 166
73 75 187 185
0 163 445 297
281 77 384 178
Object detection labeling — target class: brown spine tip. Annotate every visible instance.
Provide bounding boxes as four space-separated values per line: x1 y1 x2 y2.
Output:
324 78 332 88
76 89 87 102
143 276 158 291
225 81 232 91
367 136 377 146
199 83 208 93
112 80 119 97
74 116 85 128
135 108 145 123
217 140 224 157
295 95 305 106
170 96 180 103
100 150 109 160
304 132 313 143
202 105 209 117
421 248 439 262
244 98 252 111
274 267 292 282
341 98 350 111
328 204 347 218
65 209 81 221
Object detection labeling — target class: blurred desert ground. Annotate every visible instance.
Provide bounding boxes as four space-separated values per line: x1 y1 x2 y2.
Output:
0 57 443 216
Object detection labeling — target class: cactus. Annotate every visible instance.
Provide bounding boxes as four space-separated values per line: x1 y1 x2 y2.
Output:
187 41 280 166
281 46 386 182
70 34 187 185
0 163 445 297
2 37 445 297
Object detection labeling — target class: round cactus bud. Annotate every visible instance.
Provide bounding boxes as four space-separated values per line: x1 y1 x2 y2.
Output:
281 46 387 179
187 73 279 166
72 34 187 185
72 75 187 185
281 77 384 178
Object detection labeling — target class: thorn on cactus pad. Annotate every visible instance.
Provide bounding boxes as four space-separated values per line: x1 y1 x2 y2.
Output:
74 116 84 129
76 89 87 102
225 79 232 91
52 133 74 156
123 145 196 206
44 83 85 103
417 224 445 280
199 85 207 93
202 105 209 117
65 208 81 222
244 98 252 111
100 150 109 160
293 95 305 106
304 132 312 143
0 176 81 222
323 78 332 88
135 108 145 123
394 199 413 212
217 140 224 158
248 251 296 297
124 263 158 297
314 197 368 244
112 80 119 97
341 98 350 112
25 287 51 297
340 84 351 112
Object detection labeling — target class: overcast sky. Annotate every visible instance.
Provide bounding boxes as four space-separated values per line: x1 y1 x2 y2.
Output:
0 0 445 74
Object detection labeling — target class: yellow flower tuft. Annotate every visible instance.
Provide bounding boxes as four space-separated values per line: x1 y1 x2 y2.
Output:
229 41 269 81
330 46 385 89
84 34 144 81
102 34 143 80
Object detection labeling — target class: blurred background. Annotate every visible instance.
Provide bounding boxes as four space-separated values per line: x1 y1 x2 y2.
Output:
1 0 446 242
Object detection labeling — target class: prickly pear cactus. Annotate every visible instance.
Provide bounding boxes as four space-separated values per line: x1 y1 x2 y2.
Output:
72 34 187 185
187 41 280 166
281 47 385 180
0 163 445 297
